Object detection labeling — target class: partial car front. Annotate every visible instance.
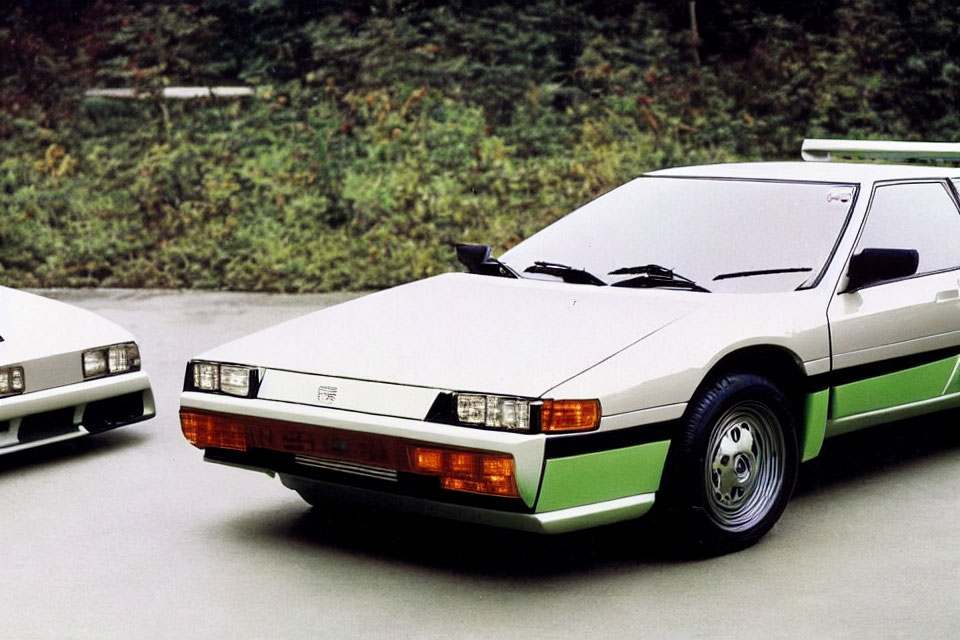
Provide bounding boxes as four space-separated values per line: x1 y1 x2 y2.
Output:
0 287 156 453
178 273 701 532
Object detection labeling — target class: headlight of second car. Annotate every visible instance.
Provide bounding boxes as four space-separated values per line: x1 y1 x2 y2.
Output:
82 342 141 379
0 365 25 397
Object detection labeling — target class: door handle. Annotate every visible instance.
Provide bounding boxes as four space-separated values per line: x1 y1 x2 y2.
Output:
935 289 960 303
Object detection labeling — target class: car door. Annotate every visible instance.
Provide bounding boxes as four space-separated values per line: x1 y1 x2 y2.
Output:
826 180 960 423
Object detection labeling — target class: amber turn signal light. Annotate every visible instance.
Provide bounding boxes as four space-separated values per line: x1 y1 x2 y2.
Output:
180 409 248 451
408 446 519 497
540 399 601 432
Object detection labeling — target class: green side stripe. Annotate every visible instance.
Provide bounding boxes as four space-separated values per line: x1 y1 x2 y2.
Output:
944 357 960 395
830 355 959 419
802 389 829 462
535 440 670 513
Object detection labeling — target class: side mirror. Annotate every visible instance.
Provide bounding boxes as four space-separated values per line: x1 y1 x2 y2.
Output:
842 247 919 293
455 243 493 273
454 243 518 279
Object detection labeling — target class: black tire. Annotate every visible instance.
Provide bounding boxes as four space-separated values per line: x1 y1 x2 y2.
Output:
664 372 799 555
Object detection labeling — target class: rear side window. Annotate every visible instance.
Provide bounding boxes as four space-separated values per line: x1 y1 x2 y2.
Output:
856 182 960 276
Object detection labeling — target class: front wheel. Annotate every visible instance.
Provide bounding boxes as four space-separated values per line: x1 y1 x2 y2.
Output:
665 373 798 555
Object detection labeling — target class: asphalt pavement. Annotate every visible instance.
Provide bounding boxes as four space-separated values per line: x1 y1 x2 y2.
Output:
2 288 959 639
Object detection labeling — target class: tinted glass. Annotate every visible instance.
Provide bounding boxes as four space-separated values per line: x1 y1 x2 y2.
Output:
855 182 960 275
501 177 855 293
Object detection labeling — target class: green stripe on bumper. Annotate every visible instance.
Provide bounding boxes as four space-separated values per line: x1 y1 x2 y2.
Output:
535 440 670 513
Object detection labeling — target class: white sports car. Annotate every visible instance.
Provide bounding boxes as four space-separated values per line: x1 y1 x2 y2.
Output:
1 288 155 453
179 139 960 553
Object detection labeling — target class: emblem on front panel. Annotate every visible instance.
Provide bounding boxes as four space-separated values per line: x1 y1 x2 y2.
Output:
317 385 338 405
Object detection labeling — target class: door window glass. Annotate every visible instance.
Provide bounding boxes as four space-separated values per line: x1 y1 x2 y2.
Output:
856 182 960 276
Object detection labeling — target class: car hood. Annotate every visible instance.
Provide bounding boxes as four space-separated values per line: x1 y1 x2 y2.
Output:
1 287 135 364
197 273 704 397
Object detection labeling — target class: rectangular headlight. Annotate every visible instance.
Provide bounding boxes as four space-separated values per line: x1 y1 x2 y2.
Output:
108 343 140 374
193 362 219 391
220 365 253 397
83 343 141 379
0 366 25 397
83 350 108 378
447 393 600 433
188 361 259 398
456 394 533 431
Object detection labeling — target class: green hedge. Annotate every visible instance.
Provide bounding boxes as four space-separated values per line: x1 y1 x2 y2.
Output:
3 1 958 291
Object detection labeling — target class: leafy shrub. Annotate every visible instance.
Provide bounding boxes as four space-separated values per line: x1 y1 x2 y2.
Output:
2 0 957 291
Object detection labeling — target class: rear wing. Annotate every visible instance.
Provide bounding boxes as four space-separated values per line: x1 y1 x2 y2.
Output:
801 139 960 163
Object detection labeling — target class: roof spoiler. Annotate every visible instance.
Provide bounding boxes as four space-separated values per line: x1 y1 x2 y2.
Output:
801 139 960 163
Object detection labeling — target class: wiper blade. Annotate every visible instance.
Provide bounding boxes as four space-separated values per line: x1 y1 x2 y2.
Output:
713 267 812 281
612 276 710 292
524 261 607 286
608 264 710 293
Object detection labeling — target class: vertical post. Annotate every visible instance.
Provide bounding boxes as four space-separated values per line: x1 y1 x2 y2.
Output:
689 1 702 68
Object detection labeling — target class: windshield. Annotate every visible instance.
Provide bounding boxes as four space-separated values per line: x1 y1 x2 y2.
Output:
500 176 856 293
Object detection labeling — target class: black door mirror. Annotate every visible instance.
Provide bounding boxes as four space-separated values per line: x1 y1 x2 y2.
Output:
842 247 919 293
454 243 518 278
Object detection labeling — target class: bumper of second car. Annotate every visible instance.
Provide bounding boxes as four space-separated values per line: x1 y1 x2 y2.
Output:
0 371 155 452
181 391 674 534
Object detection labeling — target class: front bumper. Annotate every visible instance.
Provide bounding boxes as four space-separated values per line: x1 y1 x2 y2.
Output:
181 391 546 506
0 371 155 453
182 391 673 533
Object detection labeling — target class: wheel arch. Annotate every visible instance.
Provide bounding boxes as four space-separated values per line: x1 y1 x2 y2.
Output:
695 345 824 461
703 345 806 397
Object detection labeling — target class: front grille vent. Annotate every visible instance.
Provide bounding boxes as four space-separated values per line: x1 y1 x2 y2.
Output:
294 454 399 482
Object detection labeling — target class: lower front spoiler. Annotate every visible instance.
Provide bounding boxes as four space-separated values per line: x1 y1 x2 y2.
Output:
278 473 655 534
254 466 652 534
0 372 155 455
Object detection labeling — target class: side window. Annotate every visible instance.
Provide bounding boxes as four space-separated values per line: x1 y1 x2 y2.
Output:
855 182 960 277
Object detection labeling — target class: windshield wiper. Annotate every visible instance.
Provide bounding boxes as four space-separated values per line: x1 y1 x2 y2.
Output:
524 261 607 286
608 264 710 293
713 267 812 281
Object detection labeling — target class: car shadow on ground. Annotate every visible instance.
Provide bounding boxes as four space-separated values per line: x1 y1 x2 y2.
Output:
0 429 148 477
794 409 960 496
240 498 674 577
225 411 960 577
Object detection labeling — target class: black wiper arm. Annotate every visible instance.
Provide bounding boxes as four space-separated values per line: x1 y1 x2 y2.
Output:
608 264 710 293
609 263 680 278
524 261 607 286
713 267 812 281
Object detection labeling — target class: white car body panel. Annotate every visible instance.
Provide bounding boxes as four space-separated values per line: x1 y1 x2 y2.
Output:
829 272 960 369
1 286 136 365
548 289 830 415
195 273 701 399
258 369 441 420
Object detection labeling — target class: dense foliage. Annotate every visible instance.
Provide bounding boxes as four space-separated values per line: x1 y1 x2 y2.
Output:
2 1 958 290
